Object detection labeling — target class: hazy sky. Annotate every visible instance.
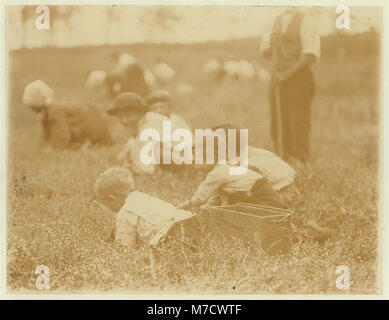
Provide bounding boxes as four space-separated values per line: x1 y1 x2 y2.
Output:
6 5 381 49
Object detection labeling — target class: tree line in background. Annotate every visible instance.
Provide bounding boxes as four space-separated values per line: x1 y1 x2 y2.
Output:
321 28 380 57
18 5 380 57
19 5 181 48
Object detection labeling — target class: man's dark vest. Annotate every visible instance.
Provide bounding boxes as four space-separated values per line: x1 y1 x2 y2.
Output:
270 12 304 71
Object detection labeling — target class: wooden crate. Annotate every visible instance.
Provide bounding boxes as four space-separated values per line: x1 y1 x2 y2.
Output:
207 203 294 255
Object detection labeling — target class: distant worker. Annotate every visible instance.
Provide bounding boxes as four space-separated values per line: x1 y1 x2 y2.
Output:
23 80 113 149
84 70 110 110
107 55 149 98
108 90 193 174
106 92 154 175
143 90 194 171
143 90 193 141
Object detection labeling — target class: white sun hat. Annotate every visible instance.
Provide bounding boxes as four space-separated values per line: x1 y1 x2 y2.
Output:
22 80 54 108
85 70 107 92
118 53 138 67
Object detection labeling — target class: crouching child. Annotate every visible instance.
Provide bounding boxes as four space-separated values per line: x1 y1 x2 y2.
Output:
23 80 113 149
109 90 193 174
142 89 194 172
178 127 333 254
212 124 298 202
107 93 154 174
94 167 197 275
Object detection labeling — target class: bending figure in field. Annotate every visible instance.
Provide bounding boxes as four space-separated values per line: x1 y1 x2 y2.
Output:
108 90 193 174
23 80 113 149
94 167 197 248
178 127 334 253
107 55 149 98
212 124 297 195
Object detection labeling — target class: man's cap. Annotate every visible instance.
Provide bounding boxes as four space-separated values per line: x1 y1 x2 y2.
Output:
22 80 54 108
146 90 171 105
107 92 149 115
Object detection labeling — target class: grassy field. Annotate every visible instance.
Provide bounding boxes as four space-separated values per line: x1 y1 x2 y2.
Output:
6 39 380 294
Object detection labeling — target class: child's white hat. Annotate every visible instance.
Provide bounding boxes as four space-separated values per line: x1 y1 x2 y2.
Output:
85 70 107 92
22 80 54 108
118 53 138 67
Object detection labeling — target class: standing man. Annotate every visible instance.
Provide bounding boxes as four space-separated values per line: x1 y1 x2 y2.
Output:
260 8 321 163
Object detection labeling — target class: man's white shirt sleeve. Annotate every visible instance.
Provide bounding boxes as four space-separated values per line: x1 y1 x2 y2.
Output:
300 14 321 61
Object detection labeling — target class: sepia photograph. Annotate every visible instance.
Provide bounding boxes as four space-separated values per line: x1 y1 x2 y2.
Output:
3 2 383 295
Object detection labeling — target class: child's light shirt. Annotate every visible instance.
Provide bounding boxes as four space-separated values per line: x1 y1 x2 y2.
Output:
118 111 194 174
117 137 156 175
169 113 193 141
115 191 194 246
138 111 193 144
138 111 167 139
190 164 263 206
116 112 164 175
248 146 296 190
